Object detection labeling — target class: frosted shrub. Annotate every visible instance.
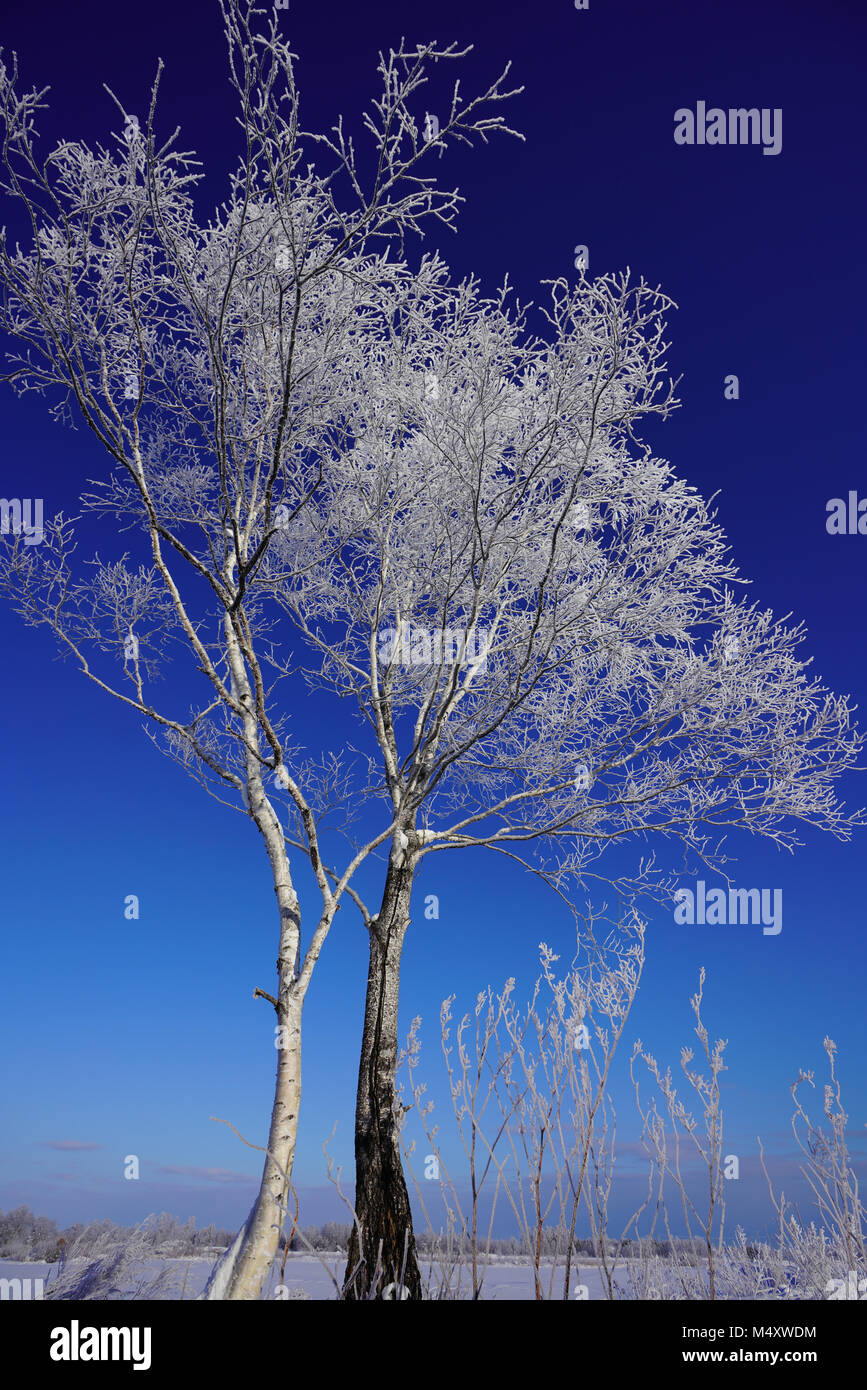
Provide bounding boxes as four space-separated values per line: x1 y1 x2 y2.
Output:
44 1217 182 1301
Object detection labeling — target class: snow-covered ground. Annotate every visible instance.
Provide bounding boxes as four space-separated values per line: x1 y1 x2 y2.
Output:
0 1254 626 1300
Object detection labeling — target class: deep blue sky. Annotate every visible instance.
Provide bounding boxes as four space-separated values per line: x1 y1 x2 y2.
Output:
1 0 865 1241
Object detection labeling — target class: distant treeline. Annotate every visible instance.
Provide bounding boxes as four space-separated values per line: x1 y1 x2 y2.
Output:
286 1224 700 1258
1 1206 724 1262
0 1207 235 1261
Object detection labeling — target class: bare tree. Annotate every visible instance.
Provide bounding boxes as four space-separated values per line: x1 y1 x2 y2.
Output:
0 0 521 1299
261 263 865 1297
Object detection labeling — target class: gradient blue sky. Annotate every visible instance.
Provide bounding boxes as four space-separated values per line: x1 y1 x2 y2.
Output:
1 0 865 1240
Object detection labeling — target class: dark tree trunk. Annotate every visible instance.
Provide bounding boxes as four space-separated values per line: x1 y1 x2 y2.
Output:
345 856 423 1300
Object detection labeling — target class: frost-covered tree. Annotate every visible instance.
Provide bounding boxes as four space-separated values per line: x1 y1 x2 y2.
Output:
0 0 521 1300
261 265 865 1298
2 0 862 1307
0 1205 60 1260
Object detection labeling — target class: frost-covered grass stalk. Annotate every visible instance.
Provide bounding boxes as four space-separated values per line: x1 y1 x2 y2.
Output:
395 910 647 1300
630 967 727 1298
390 934 865 1300
43 1217 186 1301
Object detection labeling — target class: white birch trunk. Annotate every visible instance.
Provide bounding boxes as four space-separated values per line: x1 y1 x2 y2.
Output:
202 615 305 1299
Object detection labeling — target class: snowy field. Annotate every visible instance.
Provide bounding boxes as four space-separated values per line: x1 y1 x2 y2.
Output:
0 1254 627 1300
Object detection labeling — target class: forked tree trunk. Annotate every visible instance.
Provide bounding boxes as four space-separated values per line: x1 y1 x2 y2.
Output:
345 857 422 1300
